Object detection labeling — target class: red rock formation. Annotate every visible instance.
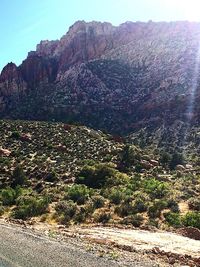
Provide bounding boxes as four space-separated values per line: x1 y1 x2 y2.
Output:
1 20 200 134
0 62 27 96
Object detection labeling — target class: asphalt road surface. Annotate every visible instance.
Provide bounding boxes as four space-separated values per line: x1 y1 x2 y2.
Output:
0 223 123 267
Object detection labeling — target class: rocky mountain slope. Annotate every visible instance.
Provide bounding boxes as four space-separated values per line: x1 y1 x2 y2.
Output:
1 20 200 135
0 120 200 232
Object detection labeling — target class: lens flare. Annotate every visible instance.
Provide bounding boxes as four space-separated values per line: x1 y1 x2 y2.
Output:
163 0 200 21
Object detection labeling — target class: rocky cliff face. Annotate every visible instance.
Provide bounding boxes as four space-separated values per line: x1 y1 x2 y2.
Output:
1 20 200 134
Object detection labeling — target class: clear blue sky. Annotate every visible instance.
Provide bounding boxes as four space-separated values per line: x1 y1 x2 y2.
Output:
1 0 200 72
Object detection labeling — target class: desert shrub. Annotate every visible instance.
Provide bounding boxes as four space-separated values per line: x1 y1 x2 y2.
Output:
148 200 168 218
182 212 200 229
45 171 58 182
76 163 129 188
169 152 185 170
0 157 10 166
11 166 27 188
55 200 78 224
1 187 16 206
188 197 200 211
74 207 87 223
94 212 111 223
12 195 49 219
159 152 171 167
164 212 182 227
108 188 125 205
144 178 169 199
65 184 92 205
81 159 96 166
119 145 141 171
0 186 22 206
129 174 142 191
10 131 20 139
115 202 134 217
122 214 144 227
0 205 5 216
132 198 148 213
91 195 105 209
135 164 143 173
167 199 180 213
148 219 159 228
84 199 96 215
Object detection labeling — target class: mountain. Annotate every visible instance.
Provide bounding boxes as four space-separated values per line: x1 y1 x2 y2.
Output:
1 20 200 135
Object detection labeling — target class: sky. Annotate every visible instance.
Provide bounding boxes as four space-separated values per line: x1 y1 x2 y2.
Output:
1 0 200 72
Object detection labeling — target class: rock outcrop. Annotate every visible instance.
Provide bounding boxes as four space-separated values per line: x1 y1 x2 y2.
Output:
1 20 200 134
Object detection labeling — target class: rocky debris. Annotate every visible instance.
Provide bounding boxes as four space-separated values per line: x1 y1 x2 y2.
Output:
151 247 200 267
176 165 186 171
185 164 193 169
63 124 72 131
20 133 32 142
149 159 159 166
0 147 11 157
178 227 200 241
140 160 153 169
70 226 200 266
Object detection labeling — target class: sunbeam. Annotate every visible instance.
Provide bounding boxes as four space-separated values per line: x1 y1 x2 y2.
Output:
186 42 200 122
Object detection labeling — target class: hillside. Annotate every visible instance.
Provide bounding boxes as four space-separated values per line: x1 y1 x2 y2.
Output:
1 21 200 135
0 120 200 236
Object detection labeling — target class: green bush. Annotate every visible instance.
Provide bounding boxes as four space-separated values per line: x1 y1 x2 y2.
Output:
12 196 49 220
144 178 169 199
135 164 143 173
76 163 129 188
91 195 105 209
10 131 20 139
119 145 141 171
169 152 185 170
159 152 171 167
65 184 92 205
0 186 22 206
108 188 125 205
164 212 182 227
167 199 180 213
182 212 200 229
74 207 87 223
1 187 17 206
11 166 27 188
115 202 134 217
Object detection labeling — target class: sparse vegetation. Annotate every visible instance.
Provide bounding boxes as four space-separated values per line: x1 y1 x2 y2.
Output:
0 120 199 230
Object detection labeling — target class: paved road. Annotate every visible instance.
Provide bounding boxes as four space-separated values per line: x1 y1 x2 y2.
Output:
0 224 121 267
0 224 155 267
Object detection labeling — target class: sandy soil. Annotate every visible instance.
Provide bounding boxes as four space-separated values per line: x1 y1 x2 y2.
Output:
73 226 200 258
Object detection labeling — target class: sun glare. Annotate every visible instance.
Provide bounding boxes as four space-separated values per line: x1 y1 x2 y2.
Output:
164 0 200 21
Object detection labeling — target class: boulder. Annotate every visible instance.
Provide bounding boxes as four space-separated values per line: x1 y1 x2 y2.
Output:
149 159 159 166
176 165 185 171
0 148 11 157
